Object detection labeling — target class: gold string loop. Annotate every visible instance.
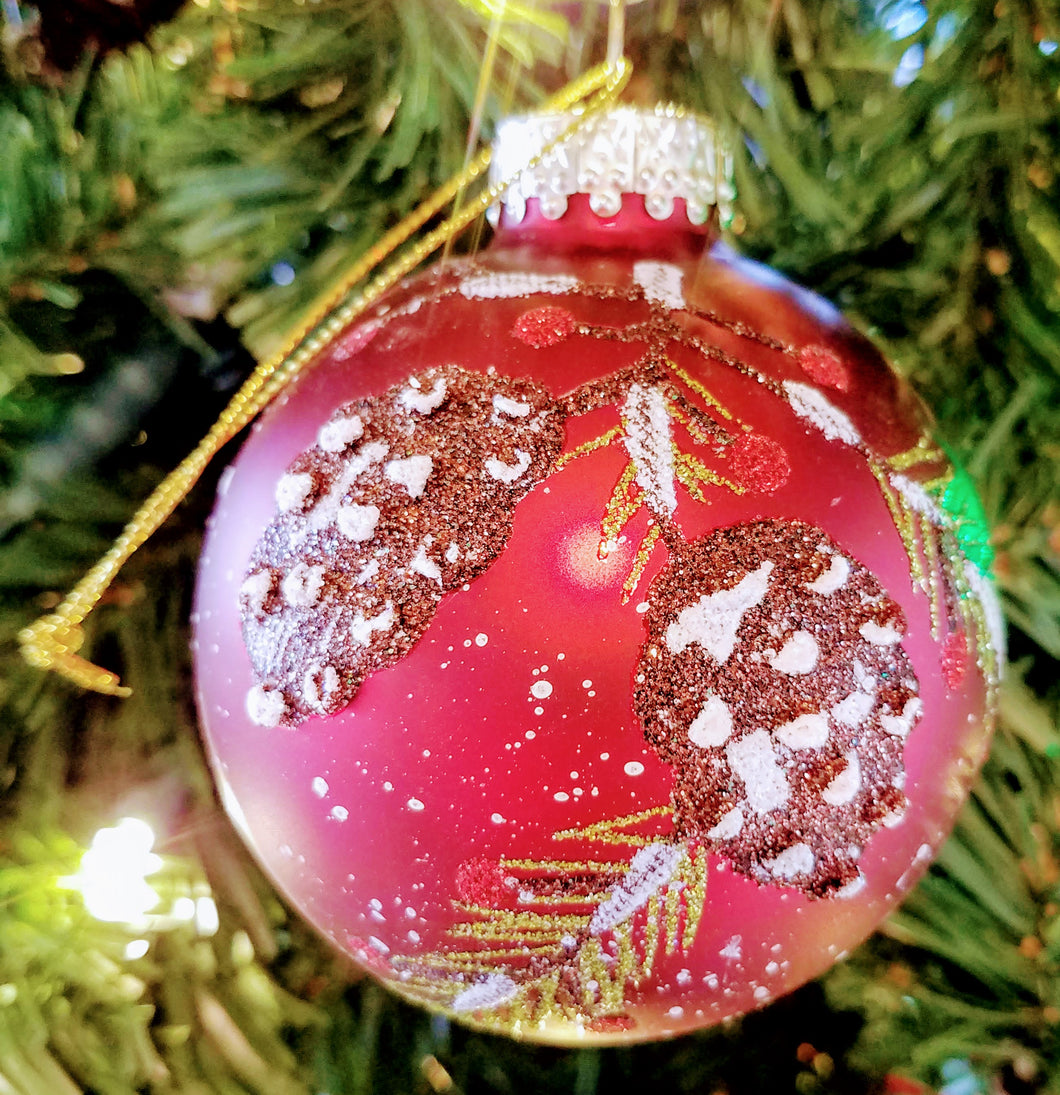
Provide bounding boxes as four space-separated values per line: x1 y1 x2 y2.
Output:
19 56 632 696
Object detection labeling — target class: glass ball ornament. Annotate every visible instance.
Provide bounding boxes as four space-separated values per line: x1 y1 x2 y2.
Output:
193 106 1002 1044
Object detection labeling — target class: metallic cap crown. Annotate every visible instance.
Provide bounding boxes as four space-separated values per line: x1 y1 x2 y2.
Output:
489 105 735 227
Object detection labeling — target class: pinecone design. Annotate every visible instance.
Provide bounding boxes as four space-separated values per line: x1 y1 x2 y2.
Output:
240 365 564 726
633 519 921 897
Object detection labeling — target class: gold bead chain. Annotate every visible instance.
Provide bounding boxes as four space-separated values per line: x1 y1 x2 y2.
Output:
18 57 632 696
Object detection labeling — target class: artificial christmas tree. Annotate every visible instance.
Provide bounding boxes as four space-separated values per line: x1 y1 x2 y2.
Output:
1 0 1058 1091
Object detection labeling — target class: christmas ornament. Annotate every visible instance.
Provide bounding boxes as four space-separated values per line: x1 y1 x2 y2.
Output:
191 105 1002 1044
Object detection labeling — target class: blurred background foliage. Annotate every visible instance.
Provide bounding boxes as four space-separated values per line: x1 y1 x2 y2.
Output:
0 0 1058 1091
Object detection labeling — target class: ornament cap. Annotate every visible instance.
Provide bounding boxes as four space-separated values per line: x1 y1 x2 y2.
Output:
488 104 735 230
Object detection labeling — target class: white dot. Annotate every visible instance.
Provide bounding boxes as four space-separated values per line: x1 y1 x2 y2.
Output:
667 1006 684 1019
582 680 593 688
491 813 506 824
530 680 553 699
557 652 566 660
600 752 610 761
407 798 425 812
534 706 544 715
636 602 649 613
330 805 349 821
624 761 645 776
311 777 329 798
475 633 489 647
525 730 536 740
554 791 570 802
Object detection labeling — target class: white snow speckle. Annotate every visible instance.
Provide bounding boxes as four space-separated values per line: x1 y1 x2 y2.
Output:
881 696 923 738
336 503 380 542
765 843 815 880
275 472 313 513
727 729 790 814
530 680 553 700
407 798 425 812
774 712 830 750
808 554 850 595
311 776 329 798
485 449 532 484
330 805 349 821
493 394 531 418
821 752 862 806
246 685 285 727
831 689 876 728
624 761 645 777
708 806 745 840
318 414 363 453
385 454 433 498
665 561 774 663
399 376 448 415
860 620 903 645
769 630 820 675
240 569 272 615
410 543 442 584
349 606 395 646
688 693 734 748
281 563 326 608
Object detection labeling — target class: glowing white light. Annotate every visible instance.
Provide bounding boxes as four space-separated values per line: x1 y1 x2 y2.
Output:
64 817 162 925
124 939 150 961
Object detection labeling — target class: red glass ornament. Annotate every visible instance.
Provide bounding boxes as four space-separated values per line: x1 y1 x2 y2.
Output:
193 108 1001 1044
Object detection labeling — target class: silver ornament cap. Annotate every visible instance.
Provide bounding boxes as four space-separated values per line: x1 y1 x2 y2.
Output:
488 104 735 228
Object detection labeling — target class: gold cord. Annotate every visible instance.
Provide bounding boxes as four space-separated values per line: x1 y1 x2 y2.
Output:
18 57 632 695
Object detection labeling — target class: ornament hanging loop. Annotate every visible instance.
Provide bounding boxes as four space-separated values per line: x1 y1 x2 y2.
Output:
18 54 632 697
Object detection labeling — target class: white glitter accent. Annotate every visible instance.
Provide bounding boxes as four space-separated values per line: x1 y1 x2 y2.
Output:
451 974 520 1013
311 776 329 798
633 260 686 311
303 664 340 714
458 272 580 299
398 376 448 414
317 414 363 453
275 472 313 513
881 696 923 738
688 693 734 748
485 449 532 484
832 689 876 727
281 563 325 608
336 503 380 542
769 630 820 675
708 806 744 840
308 440 388 533
330 805 349 821
836 873 867 899
889 473 943 520
623 383 677 516
783 380 861 445
444 543 460 563
727 729 789 814
822 752 862 806
355 559 379 585
774 712 830 750
720 936 742 960
665 561 774 663
349 606 395 646
493 394 531 418
963 560 1007 667
475 633 488 646
240 569 272 615
765 843 815 880
385 454 433 498
530 680 553 699
860 620 903 645
624 761 645 776
589 842 683 935
808 554 850 595
246 685 285 727
410 544 442 584
407 798 425 812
